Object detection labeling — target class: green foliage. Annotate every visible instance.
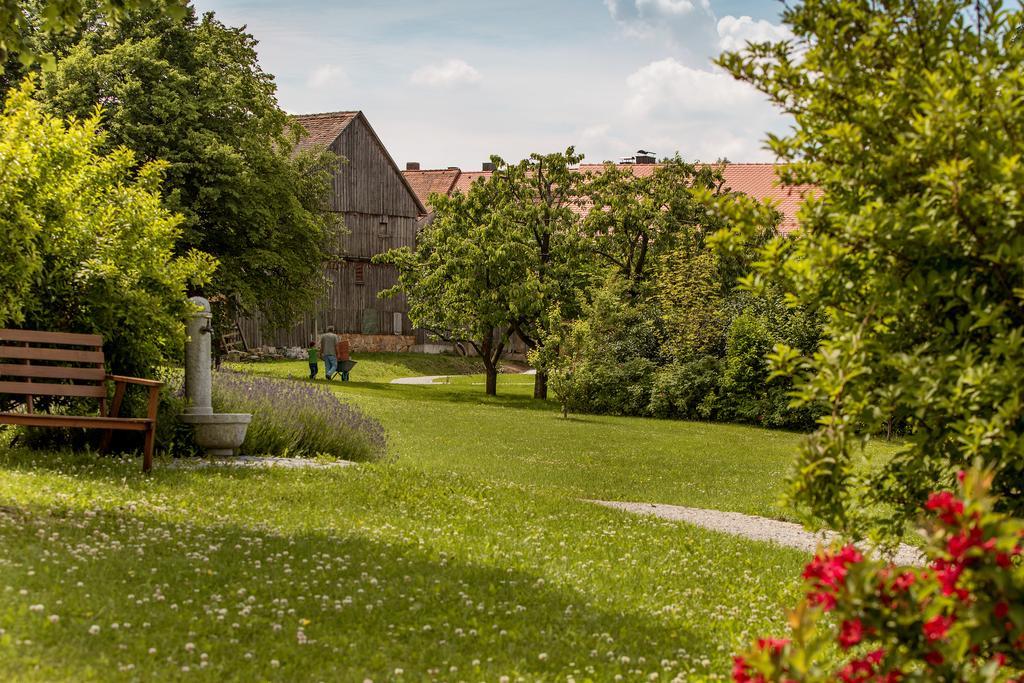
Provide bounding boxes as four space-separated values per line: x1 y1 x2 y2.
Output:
583 156 727 295
0 80 214 376
38 5 338 328
381 149 591 398
720 310 773 424
716 0 1024 538
377 178 523 395
735 469 1024 682
548 277 660 416
0 0 186 66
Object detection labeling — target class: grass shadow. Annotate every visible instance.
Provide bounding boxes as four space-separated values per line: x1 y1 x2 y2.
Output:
0 499 723 681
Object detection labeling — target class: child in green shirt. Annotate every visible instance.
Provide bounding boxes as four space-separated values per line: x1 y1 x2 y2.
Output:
307 340 319 379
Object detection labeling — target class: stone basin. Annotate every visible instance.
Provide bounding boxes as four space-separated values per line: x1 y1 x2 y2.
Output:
180 413 252 456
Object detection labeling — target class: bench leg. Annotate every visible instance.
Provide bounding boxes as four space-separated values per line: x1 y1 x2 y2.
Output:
143 425 155 473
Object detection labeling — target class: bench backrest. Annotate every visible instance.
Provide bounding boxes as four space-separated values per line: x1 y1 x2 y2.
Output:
0 329 107 411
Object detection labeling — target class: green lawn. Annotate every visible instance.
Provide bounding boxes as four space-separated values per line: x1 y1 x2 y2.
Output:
0 357 879 681
229 353 498 384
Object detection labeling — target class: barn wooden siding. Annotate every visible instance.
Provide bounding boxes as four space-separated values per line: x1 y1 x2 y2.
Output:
237 114 423 349
237 262 411 348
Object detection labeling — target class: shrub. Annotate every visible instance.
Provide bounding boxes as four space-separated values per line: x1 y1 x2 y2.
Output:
648 358 721 420
211 371 387 462
547 277 660 416
733 469 1023 682
715 0 1024 537
0 78 215 377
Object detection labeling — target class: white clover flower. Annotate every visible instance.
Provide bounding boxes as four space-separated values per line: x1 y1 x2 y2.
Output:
48 615 59 624
28 604 44 613
270 660 280 668
88 625 100 635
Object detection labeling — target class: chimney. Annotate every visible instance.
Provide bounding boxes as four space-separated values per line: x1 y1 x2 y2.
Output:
406 162 420 171
482 162 495 172
634 150 656 165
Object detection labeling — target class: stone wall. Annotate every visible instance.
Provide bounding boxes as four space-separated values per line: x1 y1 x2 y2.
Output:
338 334 416 353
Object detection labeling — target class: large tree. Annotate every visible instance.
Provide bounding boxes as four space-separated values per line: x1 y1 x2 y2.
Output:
716 0 1024 540
0 0 186 66
36 4 338 330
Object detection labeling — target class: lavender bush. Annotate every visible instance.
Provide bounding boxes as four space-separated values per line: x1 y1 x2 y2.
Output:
211 370 387 461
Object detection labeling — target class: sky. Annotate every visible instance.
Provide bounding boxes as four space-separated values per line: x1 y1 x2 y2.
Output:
191 0 795 170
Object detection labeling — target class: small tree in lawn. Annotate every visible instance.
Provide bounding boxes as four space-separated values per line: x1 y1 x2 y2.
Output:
714 0 1024 540
377 180 532 396
488 149 591 400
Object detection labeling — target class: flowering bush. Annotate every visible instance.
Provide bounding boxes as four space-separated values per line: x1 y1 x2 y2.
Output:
733 470 1023 682
212 371 387 462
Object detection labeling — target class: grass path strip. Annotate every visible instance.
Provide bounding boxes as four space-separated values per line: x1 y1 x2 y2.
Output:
590 500 924 566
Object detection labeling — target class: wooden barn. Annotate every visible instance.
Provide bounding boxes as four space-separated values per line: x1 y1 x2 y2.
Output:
238 111 427 351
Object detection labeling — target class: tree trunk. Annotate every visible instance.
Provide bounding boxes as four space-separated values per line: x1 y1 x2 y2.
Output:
485 367 498 396
533 368 548 400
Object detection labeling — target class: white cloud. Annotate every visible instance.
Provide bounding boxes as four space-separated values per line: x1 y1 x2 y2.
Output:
716 15 793 52
604 0 716 52
615 58 784 162
306 64 349 88
410 59 482 87
624 58 760 117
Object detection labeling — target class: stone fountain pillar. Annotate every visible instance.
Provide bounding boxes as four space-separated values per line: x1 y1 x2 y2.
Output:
180 296 251 456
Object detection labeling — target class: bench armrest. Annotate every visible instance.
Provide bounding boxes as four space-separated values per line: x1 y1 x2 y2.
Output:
106 375 164 388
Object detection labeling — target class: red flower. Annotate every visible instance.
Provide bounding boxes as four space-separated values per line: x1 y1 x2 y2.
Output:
924 650 944 666
837 649 885 682
802 545 863 611
926 491 964 525
838 619 864 649
732 656 766 683
755 637 789 654
931 559 968 602
995 602 1010 619
997 552 1012 568
923 615 955 642
892 571 916 592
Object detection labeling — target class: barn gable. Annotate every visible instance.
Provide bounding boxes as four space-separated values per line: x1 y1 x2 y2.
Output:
295 111 426 219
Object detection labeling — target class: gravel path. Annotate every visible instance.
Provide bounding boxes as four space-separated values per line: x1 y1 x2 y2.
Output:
390 375 449 385
591 500 924 566
170 456 355 470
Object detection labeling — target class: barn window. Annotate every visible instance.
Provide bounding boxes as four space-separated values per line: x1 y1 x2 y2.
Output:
354 262 365 285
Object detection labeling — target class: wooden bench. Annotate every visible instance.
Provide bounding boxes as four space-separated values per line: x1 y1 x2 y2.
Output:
0 329 162 472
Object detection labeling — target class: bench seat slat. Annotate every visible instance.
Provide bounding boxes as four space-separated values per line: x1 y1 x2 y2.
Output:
0 330 103 346
0 364 107 381
0 347 105 364
0 381 107 398
0 413 150 430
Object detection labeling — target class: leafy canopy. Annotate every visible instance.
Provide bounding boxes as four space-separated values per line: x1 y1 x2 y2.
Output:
0 0 186 66
0 79 215 375
715 0 1024 538
39 5 339 328
377 178 528 395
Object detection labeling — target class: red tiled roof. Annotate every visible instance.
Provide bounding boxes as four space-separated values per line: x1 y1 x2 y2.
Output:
292 111 358 152
404 169 461 208
718 163 816 234
405 162 815 234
